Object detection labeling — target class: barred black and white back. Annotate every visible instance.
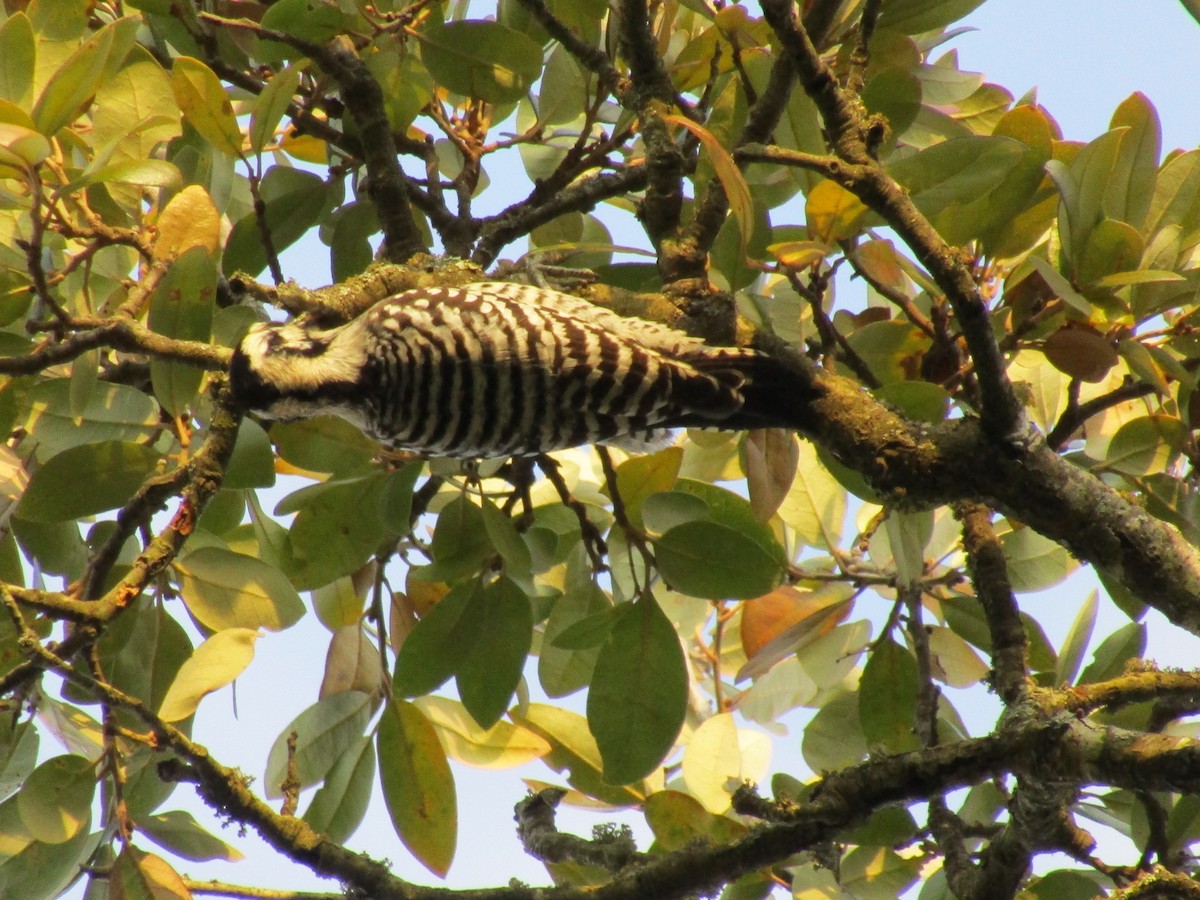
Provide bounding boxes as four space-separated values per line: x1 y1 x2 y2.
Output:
229 282 786 458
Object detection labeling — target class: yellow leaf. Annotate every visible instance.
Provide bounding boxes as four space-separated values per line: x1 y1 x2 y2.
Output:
767 239 829 269
158 628 260 722
416 696 551 768
665 114 754 257
681 713 771 813
154 184 219 260
805 179 868 243
171 56 243 156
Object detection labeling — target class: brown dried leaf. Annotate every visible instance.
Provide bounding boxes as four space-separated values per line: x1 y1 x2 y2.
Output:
321 625 385 699
744 429 799 523
1043 325 1118 383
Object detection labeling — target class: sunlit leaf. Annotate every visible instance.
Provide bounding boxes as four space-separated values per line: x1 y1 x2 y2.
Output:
158 628 260 722
17 755 93 844
1057 591 1099 686
153 183 220 260
171 56 243 156
512 704 657 806
173 546 305 633
681 713 771 814
416 696 550 769
418 20 542 104
17 440 161 523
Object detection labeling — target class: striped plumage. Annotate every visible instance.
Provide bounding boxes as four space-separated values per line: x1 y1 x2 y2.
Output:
229 282 781 458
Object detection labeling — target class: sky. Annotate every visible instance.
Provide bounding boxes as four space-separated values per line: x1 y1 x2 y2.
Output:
49 2 1200 897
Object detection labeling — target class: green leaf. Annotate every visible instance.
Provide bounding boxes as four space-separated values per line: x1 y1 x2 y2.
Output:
24 378 158 456
257 0 350 62
1101 415 1185 477
539 547 612 697
858 639 920 754
875 0 987 33
302 734 375 843
803 689 868 771
83 156 181 189
171 56 243 156
271 415 377 475
10 517 87 579
90 45 180 169
480 499 532 580
222 419 276 490
393 581 483 697
173 546 305 632
377 698 457 877
887 136 1028 245
419 20 543 104
588 596 687 784
140 810 244 862
1001 525 1078 593
641 490 709 534
1109 93 1161 228
525 503 583 573
379 462 423 533
263 691 373 797
0 14 35 107
0 792 96 900
96 597 192 719
223 166 333 276
456 578 533 728
33 17 139 135
16 755 94 844
512 704 655 805
0 721 38 805
158 628 260 722
249 64 302 153
0 123 50 173
607 447 683 530
1078 623 1147 685
415 495 492 583
655 520 782 599
673 479 786 561
1145 149 1200 239
285 473 390 590
1057 591 1099 687
148 245 216 416
17 440 161 523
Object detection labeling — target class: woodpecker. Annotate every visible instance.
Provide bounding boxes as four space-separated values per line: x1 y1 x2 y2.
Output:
229 282 789 458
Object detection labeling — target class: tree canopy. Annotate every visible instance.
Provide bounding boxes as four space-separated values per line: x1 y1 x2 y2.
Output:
1 0 1200 898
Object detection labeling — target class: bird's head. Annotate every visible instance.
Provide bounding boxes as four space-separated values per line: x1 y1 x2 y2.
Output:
229 318 369 423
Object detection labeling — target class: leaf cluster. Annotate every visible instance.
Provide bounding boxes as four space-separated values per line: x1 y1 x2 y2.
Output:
0 1 1199 899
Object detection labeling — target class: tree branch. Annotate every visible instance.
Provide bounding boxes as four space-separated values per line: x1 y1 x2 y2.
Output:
758 0 1024 440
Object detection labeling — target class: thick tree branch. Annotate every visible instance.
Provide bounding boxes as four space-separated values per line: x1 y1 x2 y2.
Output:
752 334 1200 636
